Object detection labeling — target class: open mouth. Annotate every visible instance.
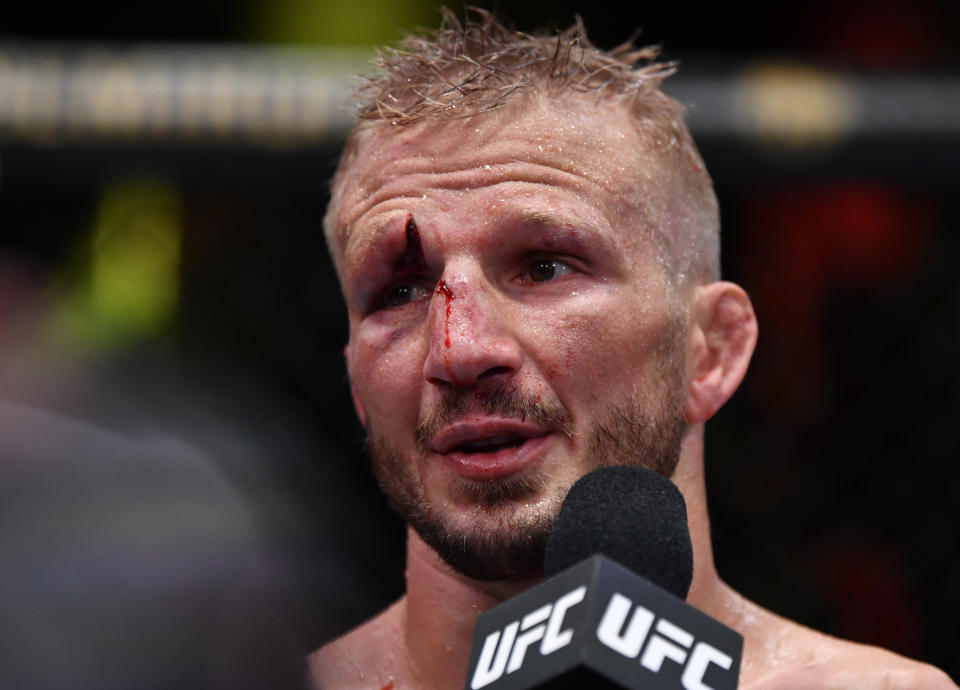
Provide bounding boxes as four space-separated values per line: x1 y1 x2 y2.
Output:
452 434 528 454
435 426 552 479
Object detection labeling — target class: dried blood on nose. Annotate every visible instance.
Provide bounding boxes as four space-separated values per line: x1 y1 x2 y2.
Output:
393 215 427 271
435 280 455 348
435 280 460 386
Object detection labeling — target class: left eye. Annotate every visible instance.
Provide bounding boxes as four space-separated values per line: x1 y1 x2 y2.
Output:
528 259 572 282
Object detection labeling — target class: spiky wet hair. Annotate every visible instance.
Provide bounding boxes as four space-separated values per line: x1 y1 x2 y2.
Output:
354 7 679 123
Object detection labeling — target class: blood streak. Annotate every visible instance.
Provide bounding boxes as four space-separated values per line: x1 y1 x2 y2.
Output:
393 215 427 271
435 280 460 386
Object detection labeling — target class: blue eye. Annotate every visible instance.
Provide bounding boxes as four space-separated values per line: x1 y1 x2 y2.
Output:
529 259 571 282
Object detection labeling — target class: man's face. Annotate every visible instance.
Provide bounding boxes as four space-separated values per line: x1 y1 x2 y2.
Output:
333 96 692 581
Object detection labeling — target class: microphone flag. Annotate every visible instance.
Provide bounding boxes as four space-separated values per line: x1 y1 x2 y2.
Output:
465 555 742 689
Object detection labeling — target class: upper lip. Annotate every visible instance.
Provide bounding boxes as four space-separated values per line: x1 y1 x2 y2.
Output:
430 419 551 454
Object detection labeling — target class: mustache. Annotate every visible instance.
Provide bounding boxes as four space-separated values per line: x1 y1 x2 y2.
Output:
414 381 573 451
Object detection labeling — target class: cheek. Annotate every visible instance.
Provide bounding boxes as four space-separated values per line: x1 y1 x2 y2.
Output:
349 326 426 425
534 297 674 400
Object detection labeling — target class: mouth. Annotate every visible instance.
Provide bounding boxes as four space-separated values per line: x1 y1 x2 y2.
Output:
430 422 553 479
450 434 528 454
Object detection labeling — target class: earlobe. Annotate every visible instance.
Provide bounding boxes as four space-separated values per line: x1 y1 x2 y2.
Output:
684 282 758 423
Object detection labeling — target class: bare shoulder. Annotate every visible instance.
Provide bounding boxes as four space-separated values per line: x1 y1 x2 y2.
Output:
745 639 956 689
308 599 407 690
740 604 956 690
806 636 956 689
714 587 956 689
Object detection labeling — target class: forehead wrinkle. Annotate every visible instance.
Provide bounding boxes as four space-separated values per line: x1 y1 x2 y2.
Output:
347 156 604 205
336 98 671 266
337 111 644 229
511 206 602 230
339 160 617 245
339 197 422 257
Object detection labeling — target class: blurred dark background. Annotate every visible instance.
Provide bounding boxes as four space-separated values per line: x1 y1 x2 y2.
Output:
2 0 958 684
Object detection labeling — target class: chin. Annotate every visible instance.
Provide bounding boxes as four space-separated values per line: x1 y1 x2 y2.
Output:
368 430 578 580
406 474 568 582
411 506 556 582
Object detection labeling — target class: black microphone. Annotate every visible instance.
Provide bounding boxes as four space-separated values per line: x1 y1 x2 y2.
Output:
464 466 743 690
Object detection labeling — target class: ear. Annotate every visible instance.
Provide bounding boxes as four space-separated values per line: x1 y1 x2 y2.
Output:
684 281 758 423
344 344 367 428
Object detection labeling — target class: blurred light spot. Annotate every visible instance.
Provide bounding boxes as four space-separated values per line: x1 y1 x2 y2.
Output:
0 44 368 146
244 0 436 46
49 179 181 349
737 63 857 149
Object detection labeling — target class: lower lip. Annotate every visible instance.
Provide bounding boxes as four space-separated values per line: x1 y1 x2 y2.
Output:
440 434 553 480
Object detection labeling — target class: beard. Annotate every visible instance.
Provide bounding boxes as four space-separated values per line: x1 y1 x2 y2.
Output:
366 325 688 582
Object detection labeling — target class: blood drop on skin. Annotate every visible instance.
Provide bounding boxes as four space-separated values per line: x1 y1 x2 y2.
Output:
435 280 460 386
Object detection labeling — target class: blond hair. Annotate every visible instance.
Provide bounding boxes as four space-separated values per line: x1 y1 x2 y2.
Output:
327 9 720 286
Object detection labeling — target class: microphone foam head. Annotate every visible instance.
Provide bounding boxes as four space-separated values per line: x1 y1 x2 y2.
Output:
543 465 694 599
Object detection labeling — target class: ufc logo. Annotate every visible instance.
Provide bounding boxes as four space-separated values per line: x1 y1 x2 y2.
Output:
470 586 586 689
597 592 734 690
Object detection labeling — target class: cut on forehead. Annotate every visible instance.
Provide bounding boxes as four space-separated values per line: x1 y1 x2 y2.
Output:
324 9 720 286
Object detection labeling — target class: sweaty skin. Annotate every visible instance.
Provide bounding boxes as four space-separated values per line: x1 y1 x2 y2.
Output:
311 95 957 690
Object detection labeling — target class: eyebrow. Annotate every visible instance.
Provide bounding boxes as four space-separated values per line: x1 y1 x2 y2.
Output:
342 214 408 279
511 208 586 230
504 207 618 253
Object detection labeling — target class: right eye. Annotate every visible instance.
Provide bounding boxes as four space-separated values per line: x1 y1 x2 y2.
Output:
373 283 430 311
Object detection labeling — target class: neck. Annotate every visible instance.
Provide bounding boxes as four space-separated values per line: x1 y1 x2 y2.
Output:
669 424 731 615
402 529 540 687
400 424 731 687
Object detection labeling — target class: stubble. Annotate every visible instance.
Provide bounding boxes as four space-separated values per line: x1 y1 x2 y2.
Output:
366 317 688 582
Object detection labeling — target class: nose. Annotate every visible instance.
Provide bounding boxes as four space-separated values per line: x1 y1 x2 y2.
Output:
422 272 522 388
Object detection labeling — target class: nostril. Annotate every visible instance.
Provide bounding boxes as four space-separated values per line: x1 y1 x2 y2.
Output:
479 366 513 380
426 375 457 388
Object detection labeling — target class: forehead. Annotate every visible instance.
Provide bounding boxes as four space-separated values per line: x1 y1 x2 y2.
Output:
331 95 670 258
